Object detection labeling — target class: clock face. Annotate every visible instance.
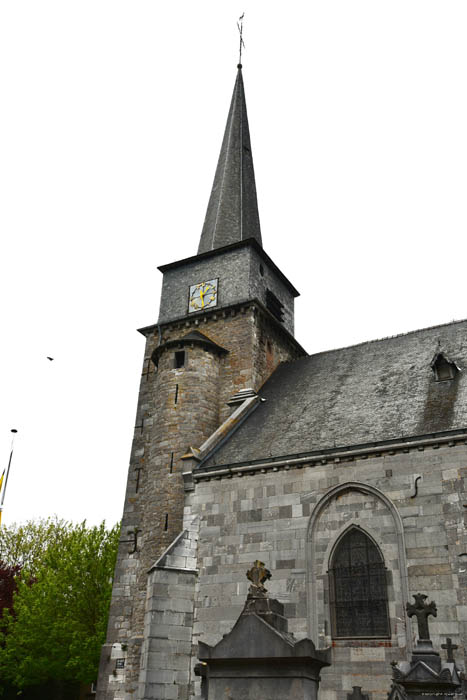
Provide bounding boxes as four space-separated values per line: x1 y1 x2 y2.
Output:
188 279 218 313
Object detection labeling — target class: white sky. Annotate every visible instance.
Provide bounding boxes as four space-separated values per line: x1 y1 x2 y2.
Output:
1 1 466 527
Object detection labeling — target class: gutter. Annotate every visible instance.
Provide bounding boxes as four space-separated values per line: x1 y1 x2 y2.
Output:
193 429 467 482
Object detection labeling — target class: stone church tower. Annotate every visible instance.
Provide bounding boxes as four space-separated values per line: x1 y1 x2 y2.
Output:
97 65 305 699
97 63 467 700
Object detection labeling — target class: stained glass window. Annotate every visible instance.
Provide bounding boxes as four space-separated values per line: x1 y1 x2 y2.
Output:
329 528 390 638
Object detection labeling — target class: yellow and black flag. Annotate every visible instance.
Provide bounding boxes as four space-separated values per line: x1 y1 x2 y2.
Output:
0 470 4 525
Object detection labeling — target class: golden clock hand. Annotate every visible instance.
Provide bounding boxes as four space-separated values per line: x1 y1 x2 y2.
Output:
199 287 205 307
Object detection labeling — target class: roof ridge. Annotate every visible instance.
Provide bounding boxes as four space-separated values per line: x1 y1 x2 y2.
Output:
306 317 467 359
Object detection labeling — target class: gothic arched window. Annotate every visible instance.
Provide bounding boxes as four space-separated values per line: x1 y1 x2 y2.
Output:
329 528 390 639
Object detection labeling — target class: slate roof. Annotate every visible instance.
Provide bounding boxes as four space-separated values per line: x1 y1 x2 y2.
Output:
201 319 467 469
197 66 262 254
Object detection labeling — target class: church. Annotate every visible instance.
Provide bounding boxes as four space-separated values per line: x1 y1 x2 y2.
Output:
96 63 467 700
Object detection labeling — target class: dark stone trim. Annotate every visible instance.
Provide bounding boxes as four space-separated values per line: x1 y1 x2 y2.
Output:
197 398 262 470
151 332 228 365
194 428 467 479
138 298 307 358
138 322 161 337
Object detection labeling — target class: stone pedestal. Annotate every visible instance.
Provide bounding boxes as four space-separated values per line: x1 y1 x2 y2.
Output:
388 639 463 700
198 592 330 700
388 595 463 700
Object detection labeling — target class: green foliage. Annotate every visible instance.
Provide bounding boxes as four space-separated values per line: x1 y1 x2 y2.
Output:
0 517 69 576
0 519 120 690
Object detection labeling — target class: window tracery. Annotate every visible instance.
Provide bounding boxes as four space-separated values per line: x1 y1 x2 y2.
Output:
329 528 390 639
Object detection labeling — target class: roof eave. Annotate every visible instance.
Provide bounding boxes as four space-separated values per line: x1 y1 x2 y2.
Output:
158 237 300 298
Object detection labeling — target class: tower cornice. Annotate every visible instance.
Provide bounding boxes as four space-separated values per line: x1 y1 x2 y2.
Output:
158 238 300 298
137 297 307 357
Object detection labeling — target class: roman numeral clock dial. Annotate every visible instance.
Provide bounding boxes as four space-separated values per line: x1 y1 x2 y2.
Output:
188 279 218 313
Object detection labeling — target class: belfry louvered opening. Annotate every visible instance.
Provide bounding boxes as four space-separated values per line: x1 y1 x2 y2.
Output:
329 528 390 639
265 289 284 322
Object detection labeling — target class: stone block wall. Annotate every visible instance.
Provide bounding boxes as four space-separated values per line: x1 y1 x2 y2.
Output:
158 247 252 326
98 303 303 700
188 440 467 700
157 304 303 424
97 329 160 700
158 244 297 337
137 519 199 700
248 246 296 335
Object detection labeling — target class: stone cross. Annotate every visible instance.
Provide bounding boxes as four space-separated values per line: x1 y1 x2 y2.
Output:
441 638 458 663
246 560 271 597
406 593 437 641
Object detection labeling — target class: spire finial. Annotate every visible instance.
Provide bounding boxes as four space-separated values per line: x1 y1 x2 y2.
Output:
237 12 245 67
197 47 262 254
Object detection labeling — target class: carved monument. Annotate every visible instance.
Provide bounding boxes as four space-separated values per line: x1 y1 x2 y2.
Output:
387 594 463 700
198 561 331 700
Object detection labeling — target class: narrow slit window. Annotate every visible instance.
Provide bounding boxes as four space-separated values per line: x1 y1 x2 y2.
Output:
174 384 179 404
169 452 174 473
164 514 169 531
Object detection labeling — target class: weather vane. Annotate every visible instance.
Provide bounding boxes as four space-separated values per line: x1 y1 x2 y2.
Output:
237 12 245 66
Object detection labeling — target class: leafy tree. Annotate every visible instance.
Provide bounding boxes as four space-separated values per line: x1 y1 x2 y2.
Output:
0 562 22 620
0 517 68 575
0 519 120 692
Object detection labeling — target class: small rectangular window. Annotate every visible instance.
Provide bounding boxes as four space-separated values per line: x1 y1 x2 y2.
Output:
174 351 185 368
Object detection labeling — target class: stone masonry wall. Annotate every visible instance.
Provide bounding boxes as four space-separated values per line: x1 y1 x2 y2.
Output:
124 342 220 697
98 304 303 700
158 247 252 325
249 246 296 336
158 245 297 336
97 330 160 700
137 517 199 700
98 335 220 699
188 441 467 700
158 305 303 425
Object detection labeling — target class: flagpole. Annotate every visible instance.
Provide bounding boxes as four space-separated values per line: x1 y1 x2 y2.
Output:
0 429 18 526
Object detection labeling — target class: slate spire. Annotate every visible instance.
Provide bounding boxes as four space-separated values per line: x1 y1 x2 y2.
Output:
197 65 262 254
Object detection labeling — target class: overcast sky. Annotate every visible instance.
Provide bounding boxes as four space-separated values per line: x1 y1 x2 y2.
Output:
1 1 466 528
